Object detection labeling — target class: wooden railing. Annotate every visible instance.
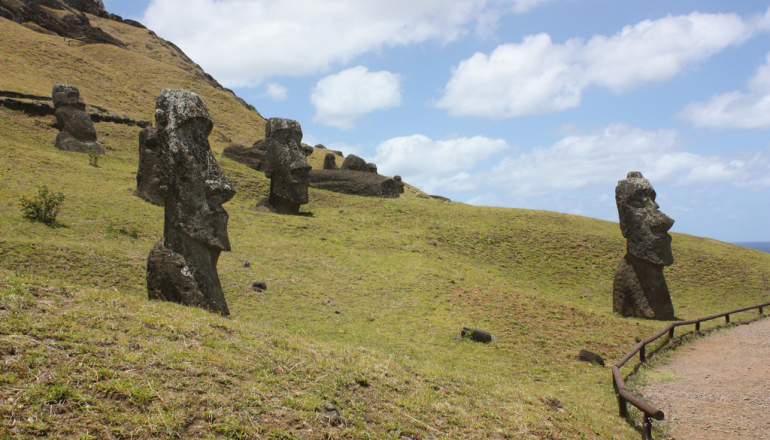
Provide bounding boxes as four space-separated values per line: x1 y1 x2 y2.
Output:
612 300 770 440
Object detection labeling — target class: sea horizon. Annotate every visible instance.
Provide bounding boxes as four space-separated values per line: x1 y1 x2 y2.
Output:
734 241 770 254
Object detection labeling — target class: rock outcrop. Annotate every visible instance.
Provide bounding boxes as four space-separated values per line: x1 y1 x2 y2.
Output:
146 89 235 316
307 170 402 198
52 84 104 154
612 172 675 320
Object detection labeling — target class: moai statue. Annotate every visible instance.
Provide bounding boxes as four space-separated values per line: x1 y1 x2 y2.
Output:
145 89 235 316
613 172 675 320
52 85 104 154
135 127 164 206
260 118 311 215
323 152 339 170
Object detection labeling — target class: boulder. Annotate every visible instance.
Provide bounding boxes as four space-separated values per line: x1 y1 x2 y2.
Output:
366 163 377 174
52 84 104 155
612 172 675 320
145 89 235 316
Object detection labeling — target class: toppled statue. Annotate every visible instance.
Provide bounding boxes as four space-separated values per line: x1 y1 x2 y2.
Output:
254 118 311 215
613 172 675 320
52 85 104 155
135 127 163 206
145 89 235 316
309 154 399 198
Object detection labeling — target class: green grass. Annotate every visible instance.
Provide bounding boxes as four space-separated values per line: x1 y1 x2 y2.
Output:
1 13 769 439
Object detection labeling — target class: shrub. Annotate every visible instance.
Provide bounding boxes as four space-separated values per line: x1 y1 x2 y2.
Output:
20 185 65 225
88 152 99 167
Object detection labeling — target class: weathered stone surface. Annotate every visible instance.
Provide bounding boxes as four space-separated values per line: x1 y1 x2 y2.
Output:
146 89 235 316
323 152 339 170
261 118 311 215
301 143 313 156
135 127 163 205
341 154 368 172
578 349 605 366
613 172 675 320
61 0 106 17
460 327 492 343
307 170 401 198
616 171 674 266
52 84 104 154
613 254 674 319
223 143 265 172
0 0 124 46
366 163 377 174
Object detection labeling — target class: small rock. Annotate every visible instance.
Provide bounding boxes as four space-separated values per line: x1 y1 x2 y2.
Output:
460 327 493 343
334 310 341 314
320 402 342 426
242 260 250 268
578 349 605 366
251 281 267 291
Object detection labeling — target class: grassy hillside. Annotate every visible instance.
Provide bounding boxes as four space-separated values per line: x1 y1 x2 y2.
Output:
1 12 769 440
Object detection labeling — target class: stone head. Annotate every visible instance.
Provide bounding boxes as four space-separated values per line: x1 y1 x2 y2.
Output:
155 89 234 251
263 118 311 205
52 85 86 110
615 171 674 266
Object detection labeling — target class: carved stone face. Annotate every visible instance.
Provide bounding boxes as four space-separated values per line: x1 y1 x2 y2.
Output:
155 89 235 251
264 118 311 205
52 84 86 110
616 172 674 266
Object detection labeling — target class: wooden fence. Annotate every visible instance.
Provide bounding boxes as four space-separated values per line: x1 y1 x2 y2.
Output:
612 300 770 440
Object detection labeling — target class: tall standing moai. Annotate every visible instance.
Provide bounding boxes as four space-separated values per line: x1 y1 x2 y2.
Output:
260 118 312 215
613 172 675 320
52 85 105 154
145 89 235 316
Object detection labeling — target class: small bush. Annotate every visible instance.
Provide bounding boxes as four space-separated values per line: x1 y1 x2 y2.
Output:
88 152 99 167
20 185 65 225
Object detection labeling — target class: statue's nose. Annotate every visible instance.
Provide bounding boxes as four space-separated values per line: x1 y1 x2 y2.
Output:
650 210 674 233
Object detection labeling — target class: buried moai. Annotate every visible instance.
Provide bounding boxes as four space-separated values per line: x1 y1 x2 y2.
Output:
256 118 312 215
613 172 675 320
52 85 104 155
145 89 235 316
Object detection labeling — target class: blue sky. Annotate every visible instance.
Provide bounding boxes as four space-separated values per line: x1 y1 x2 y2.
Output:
104 0 770 242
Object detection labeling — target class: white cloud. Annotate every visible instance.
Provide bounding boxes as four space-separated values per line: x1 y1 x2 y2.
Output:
436 11 765 118
142 0 547 87
264 83 288 101
311 66 402 130
373 134 509 193
382 124 770 200
678 52 770 129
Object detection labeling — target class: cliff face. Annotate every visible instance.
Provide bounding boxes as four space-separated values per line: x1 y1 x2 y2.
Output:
0 0 259 114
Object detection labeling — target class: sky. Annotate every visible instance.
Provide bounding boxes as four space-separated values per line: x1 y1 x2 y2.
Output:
103 0 770 242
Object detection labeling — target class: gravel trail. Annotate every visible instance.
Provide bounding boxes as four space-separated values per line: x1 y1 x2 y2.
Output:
639 318 770 439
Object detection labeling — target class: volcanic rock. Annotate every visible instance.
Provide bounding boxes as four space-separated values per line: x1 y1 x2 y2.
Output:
145 89 235 316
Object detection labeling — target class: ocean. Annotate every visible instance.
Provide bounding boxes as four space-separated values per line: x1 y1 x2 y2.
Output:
734 242 770 254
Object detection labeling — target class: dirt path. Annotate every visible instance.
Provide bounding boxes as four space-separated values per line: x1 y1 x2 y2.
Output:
639 318 770 439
